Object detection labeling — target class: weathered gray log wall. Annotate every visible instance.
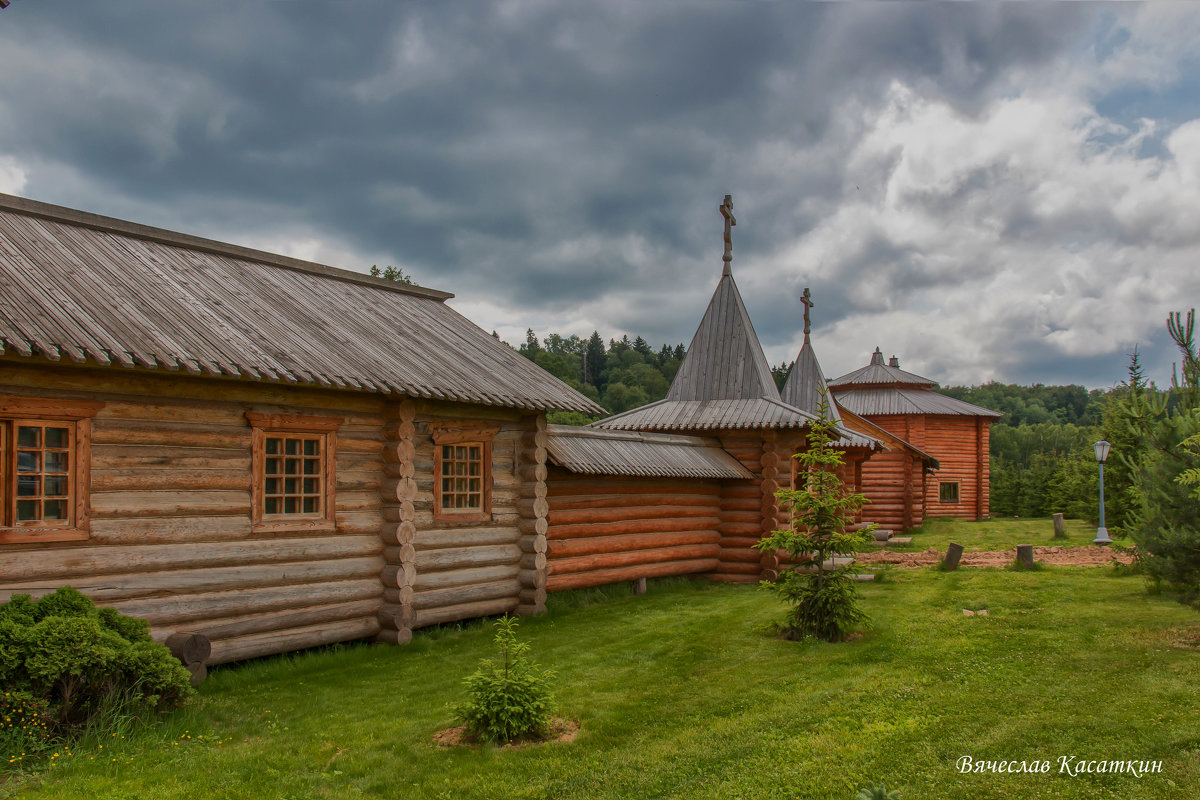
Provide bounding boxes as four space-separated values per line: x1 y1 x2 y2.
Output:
0 361 387 664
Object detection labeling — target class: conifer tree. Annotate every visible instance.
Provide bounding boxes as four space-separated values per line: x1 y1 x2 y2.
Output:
755 391 874 641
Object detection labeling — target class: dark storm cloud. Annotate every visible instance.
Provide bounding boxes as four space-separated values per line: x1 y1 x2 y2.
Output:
5 1 1190 388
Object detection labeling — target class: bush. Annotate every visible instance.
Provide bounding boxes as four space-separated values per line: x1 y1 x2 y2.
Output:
455 616 554 744
0 588 192 733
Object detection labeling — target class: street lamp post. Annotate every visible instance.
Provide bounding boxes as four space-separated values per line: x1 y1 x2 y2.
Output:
1093 440 1112 545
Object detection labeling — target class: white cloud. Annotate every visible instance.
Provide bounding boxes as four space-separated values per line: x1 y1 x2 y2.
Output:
0 156 27 194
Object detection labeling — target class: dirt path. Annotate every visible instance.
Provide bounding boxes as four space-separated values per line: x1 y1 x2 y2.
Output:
856 544 1134 569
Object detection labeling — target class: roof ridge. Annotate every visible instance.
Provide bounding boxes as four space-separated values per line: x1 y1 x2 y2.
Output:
0 192 453 301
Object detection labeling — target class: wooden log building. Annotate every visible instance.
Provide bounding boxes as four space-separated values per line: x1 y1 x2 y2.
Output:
0 191 998 665
0 193 603 663
828 350 1001 522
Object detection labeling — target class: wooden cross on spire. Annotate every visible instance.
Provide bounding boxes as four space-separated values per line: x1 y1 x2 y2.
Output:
802 287 814 338
720 194 735 276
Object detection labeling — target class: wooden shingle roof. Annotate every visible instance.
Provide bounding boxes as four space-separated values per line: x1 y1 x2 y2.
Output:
0 193 604 414
545 425 755 480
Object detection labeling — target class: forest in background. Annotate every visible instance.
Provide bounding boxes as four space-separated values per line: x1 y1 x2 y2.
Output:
513 329 1149 528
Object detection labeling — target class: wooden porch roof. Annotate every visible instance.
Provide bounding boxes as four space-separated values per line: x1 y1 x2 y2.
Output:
546 425 755 480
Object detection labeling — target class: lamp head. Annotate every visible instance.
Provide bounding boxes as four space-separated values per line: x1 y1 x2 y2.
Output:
1094 440 1111 463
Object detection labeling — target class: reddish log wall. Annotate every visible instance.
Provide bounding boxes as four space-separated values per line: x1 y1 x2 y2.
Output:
544 470 721 591
861 413 990 521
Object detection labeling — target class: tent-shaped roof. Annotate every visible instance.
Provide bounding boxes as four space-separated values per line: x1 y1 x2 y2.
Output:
596 196 815 432
829 348 1001 418
0 193 603 414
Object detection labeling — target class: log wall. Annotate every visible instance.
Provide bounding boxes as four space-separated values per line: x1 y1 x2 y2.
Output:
710 432 767 584
0 361 387 664
401 402 529 629
544 471 722 591
862 413 990 521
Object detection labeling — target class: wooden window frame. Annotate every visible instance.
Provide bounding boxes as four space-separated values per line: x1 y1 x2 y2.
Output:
939 481 960 504
0 395 103 544
431 421 499 524
247 412 341 534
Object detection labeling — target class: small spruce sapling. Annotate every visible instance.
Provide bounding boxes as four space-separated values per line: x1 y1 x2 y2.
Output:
456 616 554 744
755 390 874 641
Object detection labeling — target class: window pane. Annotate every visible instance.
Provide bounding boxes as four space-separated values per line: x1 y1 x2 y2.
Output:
43 500 68 521
17 426 40 448
469 446 481 460
442 478 453 492
44 476 69 497
266 438 280 455
17 451 40 473
441 495 452 508
266 458 281 475
17 475 40 497
456 446 467 460
284 497 298 514
304 458 320 475
468 462 480 476
455 478 467 492
44 428 69 449
45 451 69 473
469 478 480 493
455 462 466 475
265 478 280 494
284 459 298 475
285 439 299 455
303 497 318 514
265 497 279 514
303 478 319 494
304 439 318 456
284 478 298 494
16 499 39 521
442 445 453 460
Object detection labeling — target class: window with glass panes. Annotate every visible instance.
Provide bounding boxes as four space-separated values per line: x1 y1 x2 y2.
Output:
439 442 483 512
263 435 325 516
4 420 74 526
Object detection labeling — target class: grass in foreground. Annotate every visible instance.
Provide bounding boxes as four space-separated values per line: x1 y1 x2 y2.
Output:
4 568 1199 800
891 515 1132 552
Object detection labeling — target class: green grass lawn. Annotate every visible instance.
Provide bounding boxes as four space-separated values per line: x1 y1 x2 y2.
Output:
5 552 1199 799
888 515 1132 552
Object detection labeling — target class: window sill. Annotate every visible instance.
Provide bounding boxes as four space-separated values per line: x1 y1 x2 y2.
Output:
252 518 338 535
0 527 89 544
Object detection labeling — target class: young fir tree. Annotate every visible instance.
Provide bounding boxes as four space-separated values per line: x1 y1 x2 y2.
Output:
1125 310 1200 604
755 392 874 641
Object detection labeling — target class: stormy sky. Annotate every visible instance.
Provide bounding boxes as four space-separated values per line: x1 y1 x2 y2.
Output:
2 1 1199 389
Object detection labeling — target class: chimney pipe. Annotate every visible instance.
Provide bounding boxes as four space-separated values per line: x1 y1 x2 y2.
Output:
889 355 900 368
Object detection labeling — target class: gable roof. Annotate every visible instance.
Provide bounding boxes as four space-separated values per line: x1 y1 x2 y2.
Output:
0 193 603 414
836 406 939 468
546 425 755 479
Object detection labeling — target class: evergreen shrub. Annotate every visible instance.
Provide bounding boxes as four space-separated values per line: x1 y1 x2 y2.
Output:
456 615 554 744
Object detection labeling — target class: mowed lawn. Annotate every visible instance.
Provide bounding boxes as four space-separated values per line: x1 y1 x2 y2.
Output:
5 532 1199 799
889 515 1131 552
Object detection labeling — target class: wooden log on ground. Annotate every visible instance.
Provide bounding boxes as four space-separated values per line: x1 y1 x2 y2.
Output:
1016 544 1035 569
547 558 719 592
207 618 381 665
1052 513 1066 538
944 542 965 571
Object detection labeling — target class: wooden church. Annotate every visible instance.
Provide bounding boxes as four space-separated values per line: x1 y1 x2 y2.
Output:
0 190 997 667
